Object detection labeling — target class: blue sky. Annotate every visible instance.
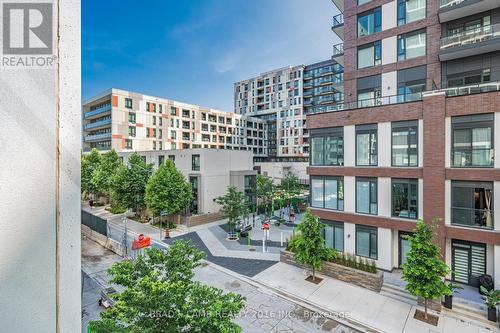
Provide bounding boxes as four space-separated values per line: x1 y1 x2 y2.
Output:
82 0 339 111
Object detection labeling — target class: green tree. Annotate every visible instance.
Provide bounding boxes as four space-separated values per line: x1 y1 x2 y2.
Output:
81 148 101 198
402 220 450 319
145 160 192 224
215 186 249 233
280 172 301 206
112 153 153 217
254 174 274 216
91 149 122 199
89 240 245 333
293 211 330 281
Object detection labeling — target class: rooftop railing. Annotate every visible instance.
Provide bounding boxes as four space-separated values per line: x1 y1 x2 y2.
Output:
440 23 500 50
439 0 466 9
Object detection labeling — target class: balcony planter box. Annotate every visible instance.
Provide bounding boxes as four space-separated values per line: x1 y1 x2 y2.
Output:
280 250 383 292
487 307 497 322
443 295 453 309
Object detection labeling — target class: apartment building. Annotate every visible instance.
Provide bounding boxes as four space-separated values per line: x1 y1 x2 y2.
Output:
82 88 267 156
118 149 256 215
307 0 500 289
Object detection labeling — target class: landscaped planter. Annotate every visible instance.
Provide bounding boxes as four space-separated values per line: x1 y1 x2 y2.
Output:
487 307 497 322
280 250 384 292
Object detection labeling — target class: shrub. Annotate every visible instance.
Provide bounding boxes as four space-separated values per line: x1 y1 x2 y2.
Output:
106 205 126 214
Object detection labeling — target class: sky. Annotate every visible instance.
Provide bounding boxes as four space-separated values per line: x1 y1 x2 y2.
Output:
82 0 340 111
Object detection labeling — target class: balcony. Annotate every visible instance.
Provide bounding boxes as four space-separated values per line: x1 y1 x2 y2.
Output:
84 132 112 142
330 0 343 12
425 81 500 97
332 43 344 66
331 14 344 39
84 104 111 119
439 24 500 61
84 118 111 130
439 0 499 23
451 207 493 230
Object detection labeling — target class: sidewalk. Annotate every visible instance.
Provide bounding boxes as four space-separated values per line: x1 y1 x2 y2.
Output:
251 262 499 333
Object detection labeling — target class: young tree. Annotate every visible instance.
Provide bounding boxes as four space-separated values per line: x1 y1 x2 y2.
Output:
81 148 101 198
112 153 153 217
145 160 192 225
402 220 450 319
215 186 249 233
254 174 274 216
293 211 330 282
280 172 301 207
89 240 245 333
92 149 122 200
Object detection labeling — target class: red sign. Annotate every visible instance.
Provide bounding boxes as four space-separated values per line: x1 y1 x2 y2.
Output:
132 234 151 250
263 223 270 230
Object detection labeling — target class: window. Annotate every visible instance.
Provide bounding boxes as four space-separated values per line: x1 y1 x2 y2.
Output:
356 225 377 259
397 80 425 102
125 139 132 149
392 179 418 219
125 98 133 109
323 221 344 252
153 116 156 125
358 88 381 108
452 114 493 168
170 130 176 139
356 124 377 166
168 155 175 164
358 41 381 69
357 8 381 37
310 128 344 166
358 0 372 4
398 0 425 26
452 181 493 229
192 154 200 171
128 112 136 124
190 176 199 214
158 155 164 166
392 121 418 166
356 178 377 215
310 177 344 211
128 126 136 137
398 30 426 60
170 106 176 116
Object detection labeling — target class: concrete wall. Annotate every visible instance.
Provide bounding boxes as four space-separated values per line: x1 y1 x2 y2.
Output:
255 161 308 183
0 1 81 331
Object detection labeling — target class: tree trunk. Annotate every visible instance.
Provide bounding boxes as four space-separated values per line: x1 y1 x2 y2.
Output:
312 266 315 282
424 299 428 319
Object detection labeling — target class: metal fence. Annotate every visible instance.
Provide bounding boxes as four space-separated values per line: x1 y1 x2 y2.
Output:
82 210 108 236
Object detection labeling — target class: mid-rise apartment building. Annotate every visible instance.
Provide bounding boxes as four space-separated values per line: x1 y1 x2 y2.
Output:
83 88 267 156
307 0 500 289
303 59 344 115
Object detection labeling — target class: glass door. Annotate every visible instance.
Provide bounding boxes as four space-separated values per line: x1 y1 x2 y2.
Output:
399 232 412 268
452 240 486 287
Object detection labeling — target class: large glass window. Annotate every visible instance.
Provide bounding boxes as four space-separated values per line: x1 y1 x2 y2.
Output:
356 225 378 259
356 177 377 215
125 98 133 109
398 0 426 26
358 41 381 69
452 181 493 229
310 177 344 211
397 80 425 102
392 179 418 219
392 121 418 167
310 128 344 166
398 30 426 61
356 124 377 166
192 154 200 171
190 176 199 214
323 221 344 252
452 114 493 168
357 8 381 37
357 89 381 108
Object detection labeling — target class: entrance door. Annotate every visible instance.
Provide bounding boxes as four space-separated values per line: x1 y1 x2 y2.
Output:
452 240 486 287
399 232 412 268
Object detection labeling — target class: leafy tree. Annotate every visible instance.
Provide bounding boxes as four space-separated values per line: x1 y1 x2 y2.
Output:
92 149 122 199
145 160 192 224
293 211 330 281
89 240 245 333
280 172 301 206
81 148 101 198
402 220 450 319
254 174 274 216
112 153 153 216
215 186 249 233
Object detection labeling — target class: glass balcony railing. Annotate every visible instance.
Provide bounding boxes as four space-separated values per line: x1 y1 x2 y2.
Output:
84 132 112 142
439 0 466 9
332 14 344 29
84 118 111 130
452 148 493 168
84 104 111 119
333 43 344 56
425 81 500 97
440 24 500 50
452 207 494 230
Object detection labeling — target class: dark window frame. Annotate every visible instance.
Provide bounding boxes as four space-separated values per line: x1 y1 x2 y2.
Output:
322 220 345 252
356 177 378 215
391 178 419 220
355 225 378 259
192 154 200 171
391 121 419 167
357 7 381 37
310 176 345 211
355 124 378 166
310 127 344 166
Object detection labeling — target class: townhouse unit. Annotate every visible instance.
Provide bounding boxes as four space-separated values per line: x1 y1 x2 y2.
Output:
82 88 267 156
307 0 500 289
118 149 256 215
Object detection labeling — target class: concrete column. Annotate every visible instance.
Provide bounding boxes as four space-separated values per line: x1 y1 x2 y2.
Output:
344 176 356 213
344 125 355 167
378 177 391 218
378 122 391 167
377 228 393 270
344 222 356 254
0 1 81 331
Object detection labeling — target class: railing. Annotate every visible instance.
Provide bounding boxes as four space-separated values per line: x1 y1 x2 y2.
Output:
451 207 494 230
439 0 466 9
440 24 500 50
84 132 112 142
332 13 344 28
84 118 111 130
309 92 422 114
452 148 493 167
84 104 111 118
424 81 500 97
333 43 344 56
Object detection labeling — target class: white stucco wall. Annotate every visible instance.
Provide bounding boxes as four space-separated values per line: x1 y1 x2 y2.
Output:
495 181 500 232
381 1 397 31
344 222 356 255
344 176 356 213
381 71 397 98
418 119 423 167
444 180 451 225
377 227 394 270
496 113 500 169
381 36 397 66
445 117 451 168
378 122 391 167
378 177 392 217
0 1 81 331
254 161 308 183
344 125 356 167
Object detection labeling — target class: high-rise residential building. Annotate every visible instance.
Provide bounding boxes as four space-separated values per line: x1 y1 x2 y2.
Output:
234 66 308 160
307 0 500 288
82 88 267 156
